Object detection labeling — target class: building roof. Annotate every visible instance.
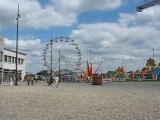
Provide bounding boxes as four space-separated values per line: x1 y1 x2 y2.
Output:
4 48 26 55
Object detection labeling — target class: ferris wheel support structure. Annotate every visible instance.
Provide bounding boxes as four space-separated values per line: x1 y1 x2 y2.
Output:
43 37 82 85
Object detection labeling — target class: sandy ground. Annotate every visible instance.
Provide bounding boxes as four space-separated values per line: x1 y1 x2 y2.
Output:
0 81 160 120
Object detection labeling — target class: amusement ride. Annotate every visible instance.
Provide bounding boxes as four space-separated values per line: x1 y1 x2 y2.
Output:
43 36 82 85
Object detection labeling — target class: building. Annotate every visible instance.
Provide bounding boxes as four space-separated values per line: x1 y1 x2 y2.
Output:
0 36 26 83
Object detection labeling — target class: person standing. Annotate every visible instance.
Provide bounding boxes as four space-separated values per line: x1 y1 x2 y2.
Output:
10 77 13 86
55 76 59 88
141 71 144 82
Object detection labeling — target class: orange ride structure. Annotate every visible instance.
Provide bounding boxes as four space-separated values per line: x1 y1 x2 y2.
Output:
111 67 127 81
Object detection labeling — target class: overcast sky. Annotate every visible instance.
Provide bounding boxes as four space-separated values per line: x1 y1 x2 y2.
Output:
0 0 160 74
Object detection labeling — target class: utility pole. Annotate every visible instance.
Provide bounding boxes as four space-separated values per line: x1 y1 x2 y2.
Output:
15 4 21 86
89 50 92 64
152 48 155 60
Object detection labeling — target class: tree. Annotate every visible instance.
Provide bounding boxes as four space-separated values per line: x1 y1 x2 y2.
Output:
37 70 48 76
146 58 156 67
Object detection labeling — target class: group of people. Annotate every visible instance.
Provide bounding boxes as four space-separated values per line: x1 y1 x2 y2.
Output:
25 75 59 87
10 75 21 86
25 76 34 86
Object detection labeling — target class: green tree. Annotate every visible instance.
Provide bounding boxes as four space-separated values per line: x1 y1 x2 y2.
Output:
146 58 156 67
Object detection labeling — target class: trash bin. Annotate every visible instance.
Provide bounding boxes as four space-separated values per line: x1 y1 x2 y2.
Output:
92 74 102 85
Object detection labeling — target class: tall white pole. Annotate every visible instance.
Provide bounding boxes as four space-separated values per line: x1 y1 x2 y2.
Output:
15 4 21 86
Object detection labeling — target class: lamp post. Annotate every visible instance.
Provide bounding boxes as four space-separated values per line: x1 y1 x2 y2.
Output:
15 4 21 86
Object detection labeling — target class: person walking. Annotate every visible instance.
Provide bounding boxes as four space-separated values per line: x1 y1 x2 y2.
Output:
26 76 30 86
31 77 34 86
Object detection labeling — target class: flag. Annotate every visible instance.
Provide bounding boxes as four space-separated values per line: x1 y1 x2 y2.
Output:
86 60 89 79
89 63 92 77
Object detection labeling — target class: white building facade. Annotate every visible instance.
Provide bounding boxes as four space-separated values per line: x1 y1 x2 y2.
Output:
0 37 26 83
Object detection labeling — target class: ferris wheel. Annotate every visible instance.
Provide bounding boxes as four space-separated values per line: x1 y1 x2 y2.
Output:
43 37 82 76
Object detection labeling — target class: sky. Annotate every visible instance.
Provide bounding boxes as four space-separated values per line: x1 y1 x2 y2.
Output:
0 0 160 74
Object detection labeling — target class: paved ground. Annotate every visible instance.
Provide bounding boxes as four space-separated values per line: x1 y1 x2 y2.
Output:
0 81 160 120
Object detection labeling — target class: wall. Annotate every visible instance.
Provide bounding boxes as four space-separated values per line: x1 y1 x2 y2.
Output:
3 49 26 81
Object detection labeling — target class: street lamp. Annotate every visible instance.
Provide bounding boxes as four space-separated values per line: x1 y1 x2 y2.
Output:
15 4 21 86
50 36 53 85
46 35 54 85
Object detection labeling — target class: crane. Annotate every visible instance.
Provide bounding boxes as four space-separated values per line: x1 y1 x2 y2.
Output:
136 0 160 12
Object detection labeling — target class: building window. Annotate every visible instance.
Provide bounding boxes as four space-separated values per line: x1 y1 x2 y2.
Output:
18 58 20 64
12 57 15 63
21 59 23 64
8 56 11 62
4 55 7 62
0 52 2 61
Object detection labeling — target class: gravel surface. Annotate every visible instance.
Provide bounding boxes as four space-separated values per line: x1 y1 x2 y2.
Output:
0 81 160 120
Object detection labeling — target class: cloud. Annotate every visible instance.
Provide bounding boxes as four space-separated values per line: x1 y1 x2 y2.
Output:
2 0 160 73
53 0 121 13
4 37 44 73
4 37 83 73
70 16 160 71
0 0 122 29
0 0 77 29
118 6 160 30
4 38 42 50
135 6 160 30
119 13 135 26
